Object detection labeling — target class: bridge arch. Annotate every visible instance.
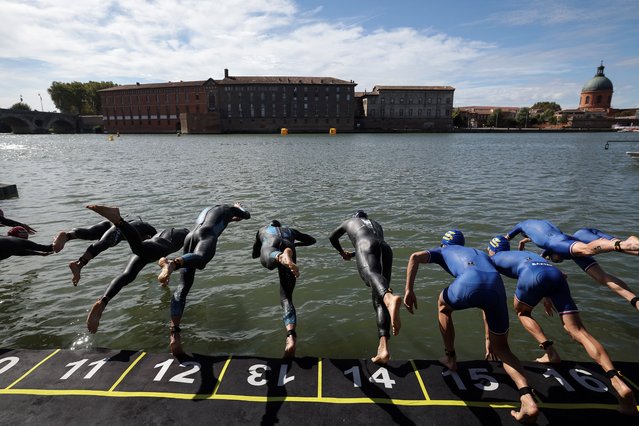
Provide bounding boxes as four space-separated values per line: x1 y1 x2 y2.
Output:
0 116 32 134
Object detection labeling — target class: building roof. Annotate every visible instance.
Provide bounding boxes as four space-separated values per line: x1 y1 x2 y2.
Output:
582 62 613 92
219 75 355 85
99 79 212 92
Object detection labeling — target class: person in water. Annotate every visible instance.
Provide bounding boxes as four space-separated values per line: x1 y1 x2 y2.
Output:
157 203 251 356
53 218 157 286
487 235 637 416
505 220 639 311
505 219 639 257
1 226 55 261
404 230 539 424
84 205 189 334
0 208 37 234
252 219 316 358
329 210 402 365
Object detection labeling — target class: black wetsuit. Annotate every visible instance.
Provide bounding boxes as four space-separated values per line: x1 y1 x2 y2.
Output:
69 220 157 258
251 221 316 325
171 205 251 318
101 223 189 304
0 236 53 261
0 216 28 228
329 217 393 338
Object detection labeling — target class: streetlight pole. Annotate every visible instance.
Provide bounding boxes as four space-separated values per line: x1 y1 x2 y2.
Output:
38 93 43 111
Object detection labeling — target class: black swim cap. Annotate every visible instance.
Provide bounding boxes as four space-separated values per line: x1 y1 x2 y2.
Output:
353 209 368 218
270 220 281 227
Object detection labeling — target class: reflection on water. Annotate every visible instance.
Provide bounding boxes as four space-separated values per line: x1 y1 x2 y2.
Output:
1 132 638 362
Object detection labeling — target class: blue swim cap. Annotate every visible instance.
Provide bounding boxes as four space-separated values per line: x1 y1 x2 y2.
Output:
441 230 465 246
353 209 368 218
487 235 510 253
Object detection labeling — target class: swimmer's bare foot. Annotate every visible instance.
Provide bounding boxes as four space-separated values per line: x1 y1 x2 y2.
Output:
623 236 639 252
52 231 68 253
278 248 299 278
85 204 122 224
69 261 82 286
86 299 105 334
158 257 175 286
439 351 457 371
611 375 639 416
284 331 296 359
371 337 390 364
511 393 539 424
384 292 402 336
170 327 185 356
535 350 561 364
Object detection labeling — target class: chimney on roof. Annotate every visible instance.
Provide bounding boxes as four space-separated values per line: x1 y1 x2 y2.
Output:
136 82 140 85
224 68 229 78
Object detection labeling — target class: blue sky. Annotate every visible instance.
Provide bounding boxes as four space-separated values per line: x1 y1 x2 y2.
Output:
1 0 637 112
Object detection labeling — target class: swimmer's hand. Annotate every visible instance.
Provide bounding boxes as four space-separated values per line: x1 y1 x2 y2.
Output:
340 251 355 261
518 237 531 251
403 290 418 314
543 297 555 317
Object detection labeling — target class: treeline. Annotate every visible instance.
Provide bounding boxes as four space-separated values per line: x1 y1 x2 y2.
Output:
453 101 563 127
47 81 117 115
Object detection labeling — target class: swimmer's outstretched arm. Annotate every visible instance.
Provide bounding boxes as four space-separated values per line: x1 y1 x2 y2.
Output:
404 251 431 314
0 216 36 234
251 231 261 259
293 230 316 247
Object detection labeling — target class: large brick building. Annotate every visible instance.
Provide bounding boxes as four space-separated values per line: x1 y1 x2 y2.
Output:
99 70 356 134
356 86 455 131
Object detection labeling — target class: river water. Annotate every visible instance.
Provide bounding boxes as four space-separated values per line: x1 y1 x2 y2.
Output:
1 131 638 363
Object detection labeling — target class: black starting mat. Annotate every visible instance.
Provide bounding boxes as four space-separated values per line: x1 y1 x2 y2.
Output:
0 348 637 425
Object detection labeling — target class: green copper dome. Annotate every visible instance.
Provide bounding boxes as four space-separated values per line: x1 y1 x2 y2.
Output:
582 62 613 92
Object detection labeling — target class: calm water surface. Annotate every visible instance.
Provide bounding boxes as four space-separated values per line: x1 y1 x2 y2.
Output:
1 132 638 362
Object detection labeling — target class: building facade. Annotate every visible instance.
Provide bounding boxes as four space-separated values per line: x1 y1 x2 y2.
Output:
100 79 218 134
99 70 356 134
356 86 455 131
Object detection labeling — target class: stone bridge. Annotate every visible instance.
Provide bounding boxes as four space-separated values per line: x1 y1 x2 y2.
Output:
0 108 80 133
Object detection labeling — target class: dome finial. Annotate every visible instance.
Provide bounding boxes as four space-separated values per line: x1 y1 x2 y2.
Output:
596 61 605 76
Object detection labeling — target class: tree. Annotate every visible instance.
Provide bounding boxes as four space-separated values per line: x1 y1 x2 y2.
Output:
515 108 530 127
452 109 465 127
531 101 561 112
486 108 502 127
47 81 117 114
10 102 32 111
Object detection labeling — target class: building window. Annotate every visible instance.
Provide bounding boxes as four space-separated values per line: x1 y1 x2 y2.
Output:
208 93 216 111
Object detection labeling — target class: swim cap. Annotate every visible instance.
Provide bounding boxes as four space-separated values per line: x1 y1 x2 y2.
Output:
8 226 29 239
270 220 281 227
441 230 465 246
353 209 368 218
487 235 510 253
